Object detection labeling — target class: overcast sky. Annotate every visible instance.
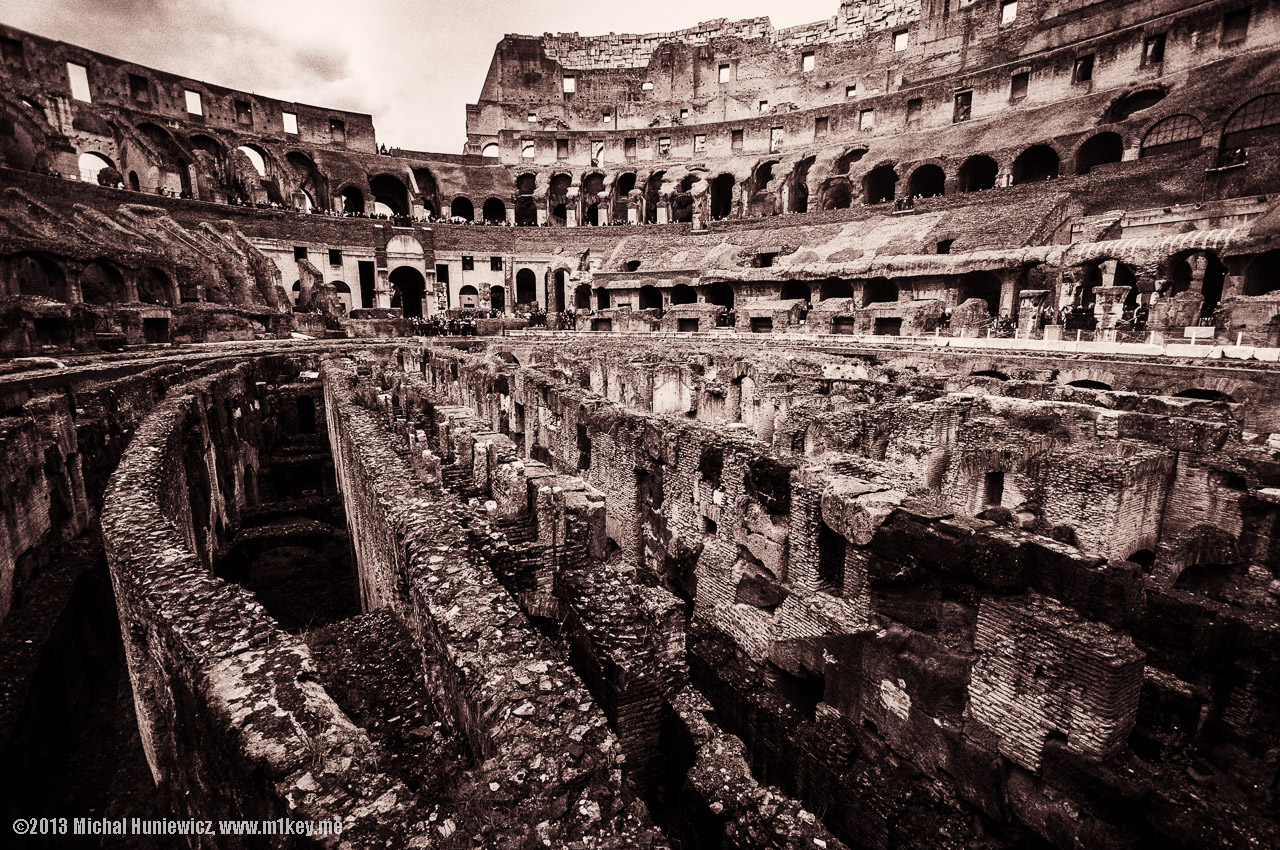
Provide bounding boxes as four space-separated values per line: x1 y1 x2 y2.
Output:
0 0 841 153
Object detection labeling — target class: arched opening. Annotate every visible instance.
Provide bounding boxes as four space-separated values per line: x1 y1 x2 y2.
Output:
341 186 364 214
1173 388 1235 403
615 172 637 220
1222 94 1280 154
1243 250 1280 296
780 281 811 304
1141 115 1204 158
671 284 697 305
789 156 815 213
450 196 474 221
551 204 568 226
639 285 662 311
710 173 735 219
459 284 479 309
1076 263 1103 310
138 268 172 305
516 172 537 195
370 174 409 216
1103 88 1167 123
959 271 1002 315
819 279 854 301
515 268 538 305
515 195 538 226
582 172 605 199
490 285 506 314
482 197 507 224
834 148 867 175
972 370 1010 381
77 151 114 184
584 203 600 226
128 171 140 191
1126 549 1156 569
287 151 327 211
1012 145 1060 184
574 283 592 309
11 254 67 301
413 167 438 214
1075 133 1124 174
906 164 945 198
389 266 426 318
79 261 125 305
237 145 267 177
863 277 897 306
822 180 853 210
481 142 499 158
958 156 998 192
645 171 666 224
1068 379 1112 390
595 288 610 310
553 269 567 312
863 164 898 204
706 281 735 309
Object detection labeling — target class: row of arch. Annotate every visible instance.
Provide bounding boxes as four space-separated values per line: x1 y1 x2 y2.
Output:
5 253 177 305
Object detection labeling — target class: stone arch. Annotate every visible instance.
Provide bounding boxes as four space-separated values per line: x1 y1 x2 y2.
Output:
78 151 115 184
138 267 173 305
789 156 815 213
710 173 735 219
905 163 945 198
779 280 811 304
412 167 439 214
1102 87 1168 123
574 283 593 309
1140 114 1204 158
614 172 638 221
671 283 697 305
959 271 1002 315
482 197 507 224
286 151 326 211
819 278 854 300
459 284 480 309
1221 93 1280 152
705 281 735 309
369 173 409 216
1243 249 1280 296
515 268 538 305
8 253 67 301
516 172 538 195
1012 145 1060 184
645 170 666 224
1059 368 1118 389
639 285 662 311
822 179 853 210
515 195 539 226
388 266 426 318
834 147 867 175
490 283 507 313
957 155 998 192
450 196 474 221
863 277 898 306
863 164 898 204
1074 131 1125 174
481 142 499 158
341 185 365 214
80 260 126 305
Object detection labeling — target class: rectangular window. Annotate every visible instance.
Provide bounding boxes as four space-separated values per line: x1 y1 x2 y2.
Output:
1073 54 1094 82
601 112 611 124
817 521 846 594
694 133 707 153
328 249 342 265
490 256 503 271
846 84 857 97
1000 0 1018 24
1143 33 1166 65
642 81 654 91
462 256 474 271
802 51 815 72
527 112 538 122
859 108 875 131
953 90 972 122
906 98 922 128
758 100 769 112
563 75 576 94
893 30 908 51
67 62 91 102
329 118 345 143
625 137 637 159
1223 8 1250 44
1010 71 1029 102
436 264 449 284
680 108 689 119
128 73 149 102
770 126 784 152
591 139 605 164
719 63 731 83
521 139 535 159
557 138 569 159
659 136 671 156
731 129 744 152
184 89 202 116
815 116 830 137
235 100 252 125
293 246 308 261
282 111 298 134
1 36 23 63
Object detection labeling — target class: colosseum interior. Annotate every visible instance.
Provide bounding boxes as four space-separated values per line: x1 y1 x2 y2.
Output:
1 0 1279 847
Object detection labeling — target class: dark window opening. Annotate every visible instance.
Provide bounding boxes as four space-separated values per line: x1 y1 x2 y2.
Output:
235 100 252 125
678 318 699 333
328 249 342 266
1 36 23 63
731 130 744 152
576 423 591 470
1143 33 1166 65
1073 55 1095 83
751 316 774 333
462 256 474 271
703 516 718 535
490 256 503 271
1223 8 1250 44
873 317 902 336
817 521 846 593
297 396 317 434
937 239 955 254
129 73 150 102
1011 72 1029 102
329 118 345 144
983 471 1004 507
358 261 375 309
953 90 972 123
906 98 922 128
294 246 308 261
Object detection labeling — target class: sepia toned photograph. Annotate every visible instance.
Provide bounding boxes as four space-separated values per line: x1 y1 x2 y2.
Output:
0 0 1277 847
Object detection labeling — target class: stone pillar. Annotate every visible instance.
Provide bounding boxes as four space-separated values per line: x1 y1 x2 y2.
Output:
1092 285 1131 329
1017 289 1051 338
